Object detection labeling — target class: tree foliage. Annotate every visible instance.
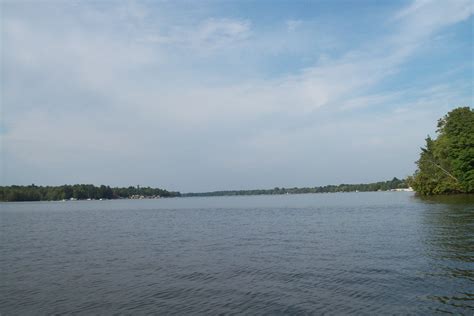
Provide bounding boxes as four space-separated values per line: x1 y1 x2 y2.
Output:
0 184 181 202
409 106 474 195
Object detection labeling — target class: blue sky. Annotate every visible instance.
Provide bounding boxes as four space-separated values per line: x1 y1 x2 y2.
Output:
1 0 473 192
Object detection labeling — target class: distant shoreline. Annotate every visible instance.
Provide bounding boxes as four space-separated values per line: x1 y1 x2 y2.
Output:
182 178 410 197
0 190 418 203
0 178 411 202
0 184 180 202
1 178 411 202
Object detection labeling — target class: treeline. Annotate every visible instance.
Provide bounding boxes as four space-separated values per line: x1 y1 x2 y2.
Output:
409 106 474 195
183 177 408 197
0 184 181 202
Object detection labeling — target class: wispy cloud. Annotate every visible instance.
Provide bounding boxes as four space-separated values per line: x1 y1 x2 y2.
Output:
286 19 303 31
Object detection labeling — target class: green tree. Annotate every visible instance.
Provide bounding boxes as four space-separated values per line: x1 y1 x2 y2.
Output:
410 107 474 195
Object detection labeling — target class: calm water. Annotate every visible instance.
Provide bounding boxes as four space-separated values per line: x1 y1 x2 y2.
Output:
1 192 473 314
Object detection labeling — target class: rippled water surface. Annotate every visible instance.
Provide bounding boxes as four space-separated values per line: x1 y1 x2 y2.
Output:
1 192 473 314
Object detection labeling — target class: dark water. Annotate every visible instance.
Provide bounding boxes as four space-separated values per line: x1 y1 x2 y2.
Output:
1 192 473 314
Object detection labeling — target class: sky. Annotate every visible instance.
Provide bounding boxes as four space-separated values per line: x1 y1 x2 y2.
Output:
1 0 473 192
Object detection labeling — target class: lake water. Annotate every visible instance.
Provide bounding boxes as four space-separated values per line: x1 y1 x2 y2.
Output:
1 192 473 314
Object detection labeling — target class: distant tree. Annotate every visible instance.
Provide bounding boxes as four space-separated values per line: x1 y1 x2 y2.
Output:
0 184 180 201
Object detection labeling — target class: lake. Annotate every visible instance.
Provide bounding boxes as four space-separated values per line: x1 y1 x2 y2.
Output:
1 192 473 314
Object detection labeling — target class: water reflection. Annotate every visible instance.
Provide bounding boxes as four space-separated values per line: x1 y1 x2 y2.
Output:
416 194 474 312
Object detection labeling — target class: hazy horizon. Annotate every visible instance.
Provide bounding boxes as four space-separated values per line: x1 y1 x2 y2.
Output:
1 0 473 192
